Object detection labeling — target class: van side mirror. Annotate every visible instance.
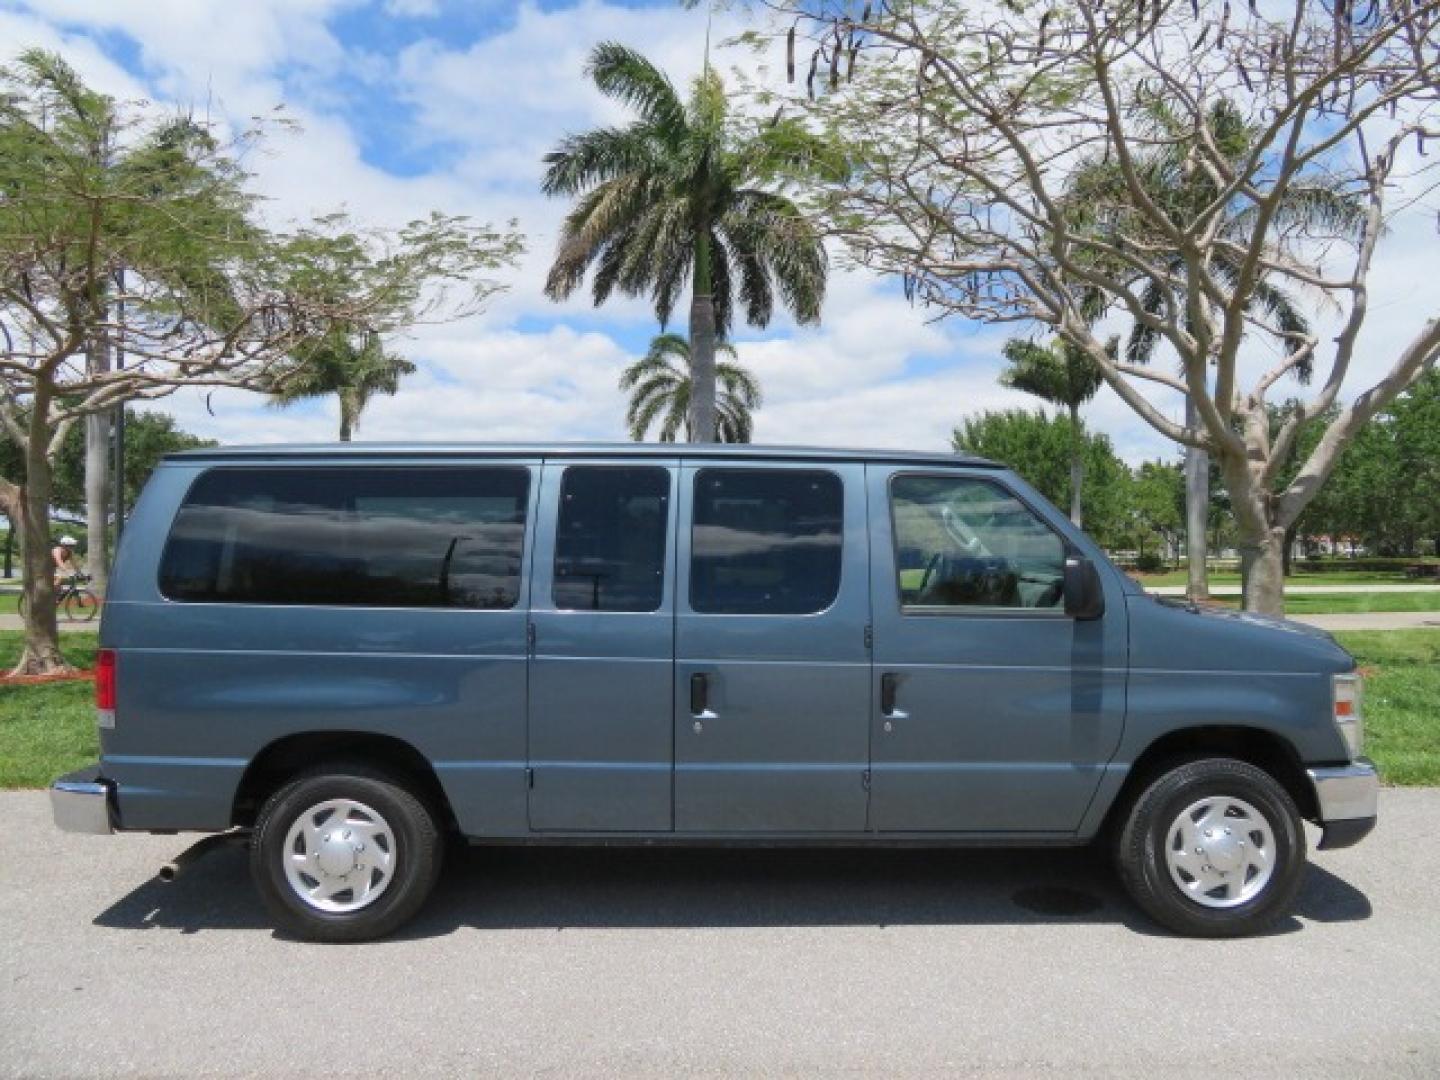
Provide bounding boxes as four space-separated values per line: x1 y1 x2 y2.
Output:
1063 556 1105 620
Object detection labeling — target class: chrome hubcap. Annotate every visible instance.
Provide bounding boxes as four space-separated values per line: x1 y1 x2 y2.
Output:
283 799 396 914
1163 795 1277 909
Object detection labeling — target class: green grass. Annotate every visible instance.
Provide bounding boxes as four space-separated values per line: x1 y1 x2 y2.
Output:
1 629 1436 791
1134 569 1431 588
0 631 99 789
1333 631 1440 785
1209 591 1440 615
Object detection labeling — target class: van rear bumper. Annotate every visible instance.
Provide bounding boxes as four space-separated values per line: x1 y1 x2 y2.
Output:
1307 759 1379 850
50 767 117 835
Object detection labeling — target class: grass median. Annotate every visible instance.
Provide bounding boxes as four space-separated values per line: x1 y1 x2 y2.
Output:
1213 591 1440 615
1 628 1436 790
1134 569 1435 589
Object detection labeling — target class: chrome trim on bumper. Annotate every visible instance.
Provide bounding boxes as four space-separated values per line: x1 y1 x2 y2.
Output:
1307 758 1379 823
50 768 116 835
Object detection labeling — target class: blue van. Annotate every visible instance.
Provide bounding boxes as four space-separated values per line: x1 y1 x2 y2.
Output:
51 444 1377 940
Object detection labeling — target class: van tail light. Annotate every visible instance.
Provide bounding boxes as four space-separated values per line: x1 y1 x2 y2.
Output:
1331 673 1363 760
96 649 116 729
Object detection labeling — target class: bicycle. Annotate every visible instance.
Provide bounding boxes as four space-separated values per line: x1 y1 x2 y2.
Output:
17 572 101 622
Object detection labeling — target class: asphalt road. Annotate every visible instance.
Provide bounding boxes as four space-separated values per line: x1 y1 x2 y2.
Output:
2 789 1438 1078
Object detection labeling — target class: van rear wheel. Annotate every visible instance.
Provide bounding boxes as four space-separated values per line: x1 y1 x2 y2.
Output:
250 766 443 942
1115 757 1305 938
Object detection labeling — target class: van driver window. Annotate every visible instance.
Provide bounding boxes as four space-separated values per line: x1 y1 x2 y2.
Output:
690 468 843 615
891 475 1065 610
159 467 530 609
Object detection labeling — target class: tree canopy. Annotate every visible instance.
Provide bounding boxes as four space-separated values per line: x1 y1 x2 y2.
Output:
542 42 832 440
620 333 761 443
952 408 1131 546
0 48 522 673
772 0 1440 613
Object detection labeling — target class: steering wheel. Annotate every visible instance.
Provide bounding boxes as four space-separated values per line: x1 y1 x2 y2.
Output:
918 552 943 595
940 505 984 556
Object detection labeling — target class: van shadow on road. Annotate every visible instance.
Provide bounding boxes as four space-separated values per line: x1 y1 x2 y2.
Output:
92 842 1372 940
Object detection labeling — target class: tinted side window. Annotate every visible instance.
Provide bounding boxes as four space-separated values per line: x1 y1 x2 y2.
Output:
553 467 669 612
891 474 1065 610
160 467 530 609
690 468 843 615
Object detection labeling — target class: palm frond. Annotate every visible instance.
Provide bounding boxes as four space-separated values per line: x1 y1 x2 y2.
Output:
705 233 731 338
586 43 688 142
541 126 663 198
721 189 826 327
620 333 760 443
658 386 689 442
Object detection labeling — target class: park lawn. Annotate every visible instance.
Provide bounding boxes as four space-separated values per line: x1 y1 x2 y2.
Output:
1208 591 1440 614
0 593 17 614
1283 591 1440 614
0 632 100 789
1134 569 1430 588
1 629 1436 789
1334 630 1440 786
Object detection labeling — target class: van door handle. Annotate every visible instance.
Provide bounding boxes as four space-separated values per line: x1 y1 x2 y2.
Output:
690 673 710 717
880 673 898 717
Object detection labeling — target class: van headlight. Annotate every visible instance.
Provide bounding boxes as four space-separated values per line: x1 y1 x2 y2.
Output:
1332 673 1363 761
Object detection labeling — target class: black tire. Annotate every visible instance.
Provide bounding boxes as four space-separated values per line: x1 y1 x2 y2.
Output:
64 589 100 622
250 765 444 942
1115 757 1306 938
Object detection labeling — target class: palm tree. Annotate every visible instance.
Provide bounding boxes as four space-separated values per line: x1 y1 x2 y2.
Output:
620 333 761 443
269 332 415 442
542 43 830 442
1063 99 1365 597
999 337 1106 527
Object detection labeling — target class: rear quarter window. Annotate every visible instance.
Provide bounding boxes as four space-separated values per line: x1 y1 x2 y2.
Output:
158 466 530 609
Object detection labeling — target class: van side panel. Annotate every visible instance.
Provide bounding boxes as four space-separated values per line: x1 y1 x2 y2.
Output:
101 460 538 835
672 461 873 832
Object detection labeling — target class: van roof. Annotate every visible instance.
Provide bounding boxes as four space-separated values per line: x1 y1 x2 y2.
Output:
167 442 1002 468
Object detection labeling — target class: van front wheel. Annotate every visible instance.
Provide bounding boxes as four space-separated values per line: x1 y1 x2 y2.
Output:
250 767 443 942
1116 758 1305 938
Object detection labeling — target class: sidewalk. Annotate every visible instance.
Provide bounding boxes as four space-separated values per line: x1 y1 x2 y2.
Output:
1292 611 1440 632
0 615 95 633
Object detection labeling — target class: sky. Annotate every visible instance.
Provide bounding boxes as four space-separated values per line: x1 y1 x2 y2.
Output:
4 0 1437 464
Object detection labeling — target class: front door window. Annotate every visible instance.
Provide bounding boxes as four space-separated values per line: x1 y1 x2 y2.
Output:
890 475 1065 611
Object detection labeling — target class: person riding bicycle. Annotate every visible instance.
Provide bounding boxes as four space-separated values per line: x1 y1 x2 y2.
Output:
52 535 81 591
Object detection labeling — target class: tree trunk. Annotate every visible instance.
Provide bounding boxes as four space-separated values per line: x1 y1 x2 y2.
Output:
1240 525 1287 616
85 410 111 596
1282 523 1298 578
12 437 72 676
1184 411 1210 601
2 517 13 579
338 392 356 443
84 328 113 596
687 233 718 443
1067 403 1083 527
1217 442 1287 617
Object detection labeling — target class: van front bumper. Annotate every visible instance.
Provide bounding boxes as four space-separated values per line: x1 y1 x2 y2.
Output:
50 767 117 835
1307 759 1379 850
